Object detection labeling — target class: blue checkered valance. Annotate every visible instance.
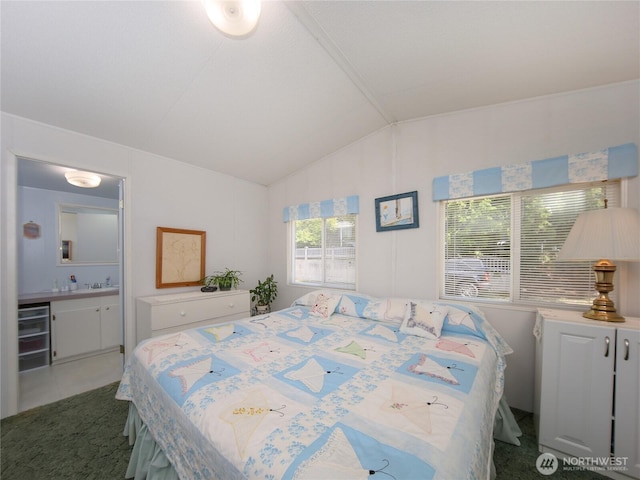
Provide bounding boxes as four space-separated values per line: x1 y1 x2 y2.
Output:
283 195 359 222
432 143 638 201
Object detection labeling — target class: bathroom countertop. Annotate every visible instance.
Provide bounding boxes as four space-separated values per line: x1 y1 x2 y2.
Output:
18 288 120 306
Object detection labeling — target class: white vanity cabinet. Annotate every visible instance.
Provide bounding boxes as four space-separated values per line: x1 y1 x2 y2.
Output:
136 290 250 339
51 295 120 362
535 309 640 479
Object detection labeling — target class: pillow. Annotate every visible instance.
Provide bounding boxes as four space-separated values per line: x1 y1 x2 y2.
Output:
384 298 409 324
292 290 341 306
442 304 478 332
337 294 374 318
437 301 514 358
308 293 341 318
399 301 449 339
357 297 408 324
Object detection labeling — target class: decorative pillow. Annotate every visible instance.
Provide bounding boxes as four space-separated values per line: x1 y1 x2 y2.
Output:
399 301 449 339
337 294 374 318
441 304 478 332
292 290 341 306
358 297 408 324
308 293 341 318
437 301 514 359
384 298 409 324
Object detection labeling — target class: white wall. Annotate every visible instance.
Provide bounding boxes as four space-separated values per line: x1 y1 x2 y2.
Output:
267 81 640 412
1 113 269 418
18 186 119 294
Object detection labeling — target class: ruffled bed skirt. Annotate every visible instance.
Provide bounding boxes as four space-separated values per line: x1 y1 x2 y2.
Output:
123 396 521 480
123 403 179 480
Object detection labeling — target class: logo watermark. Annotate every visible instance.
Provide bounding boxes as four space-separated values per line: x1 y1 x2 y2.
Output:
536 453 629 475
536 453 558 475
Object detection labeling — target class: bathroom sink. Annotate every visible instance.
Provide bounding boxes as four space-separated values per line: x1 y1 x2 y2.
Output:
72 287 119 294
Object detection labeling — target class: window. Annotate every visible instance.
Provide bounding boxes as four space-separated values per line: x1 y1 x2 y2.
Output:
440 181 621 306
290 215 356 289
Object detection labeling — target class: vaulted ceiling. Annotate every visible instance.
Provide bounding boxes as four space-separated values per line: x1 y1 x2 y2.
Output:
2 1 639 186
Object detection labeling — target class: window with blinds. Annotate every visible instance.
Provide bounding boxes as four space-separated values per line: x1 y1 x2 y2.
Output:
441 181 621 306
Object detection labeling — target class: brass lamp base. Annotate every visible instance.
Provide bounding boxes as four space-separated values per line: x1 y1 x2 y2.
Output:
583 259 625 322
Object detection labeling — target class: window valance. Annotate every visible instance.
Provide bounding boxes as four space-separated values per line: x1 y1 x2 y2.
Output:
432 143 637 201
283 195 359 222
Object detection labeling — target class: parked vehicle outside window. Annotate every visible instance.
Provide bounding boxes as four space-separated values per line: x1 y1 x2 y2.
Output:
444 258 491 297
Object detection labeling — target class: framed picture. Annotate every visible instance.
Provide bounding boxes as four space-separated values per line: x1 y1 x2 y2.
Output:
375 191 419 232
156 227 206 288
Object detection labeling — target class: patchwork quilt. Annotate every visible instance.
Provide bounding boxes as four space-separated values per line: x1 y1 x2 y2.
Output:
116 292 512 480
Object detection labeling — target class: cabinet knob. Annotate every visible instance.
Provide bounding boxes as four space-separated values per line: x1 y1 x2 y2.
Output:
180 311 186 316
96 308 100 312
228 303 234 308
604 336 610 357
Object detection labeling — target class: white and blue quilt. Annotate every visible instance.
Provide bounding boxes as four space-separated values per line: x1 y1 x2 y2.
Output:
116 292 512 480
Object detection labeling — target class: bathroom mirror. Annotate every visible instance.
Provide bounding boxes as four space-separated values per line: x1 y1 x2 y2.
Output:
58 204 118 265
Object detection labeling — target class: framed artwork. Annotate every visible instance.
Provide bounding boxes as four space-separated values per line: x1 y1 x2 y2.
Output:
375 191 419 232
23 221 41 239
156 227 206 288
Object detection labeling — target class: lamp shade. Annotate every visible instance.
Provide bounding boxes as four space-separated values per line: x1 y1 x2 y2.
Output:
558 207 640 262
202 0 261 37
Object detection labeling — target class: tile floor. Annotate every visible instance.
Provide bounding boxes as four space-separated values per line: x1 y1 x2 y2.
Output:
19 350 123 412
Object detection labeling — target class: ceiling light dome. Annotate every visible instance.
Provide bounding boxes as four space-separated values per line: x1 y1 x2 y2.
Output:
202 0 261 37
65 171 101 188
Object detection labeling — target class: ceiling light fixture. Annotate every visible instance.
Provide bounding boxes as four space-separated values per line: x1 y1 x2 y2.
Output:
65 171 102 188
202 0 261 37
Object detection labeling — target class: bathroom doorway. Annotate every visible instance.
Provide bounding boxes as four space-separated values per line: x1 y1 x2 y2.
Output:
16 157 125 411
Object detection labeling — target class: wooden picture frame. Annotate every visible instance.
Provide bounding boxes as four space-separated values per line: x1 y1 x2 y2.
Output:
156 227 206 288
375 191 420 232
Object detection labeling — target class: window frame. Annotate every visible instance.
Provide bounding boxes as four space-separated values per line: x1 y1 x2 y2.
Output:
288 215 358 290
438 180 623 308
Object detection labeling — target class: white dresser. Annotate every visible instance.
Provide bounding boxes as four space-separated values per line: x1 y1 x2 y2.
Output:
534 308 640 480
136 290 250 340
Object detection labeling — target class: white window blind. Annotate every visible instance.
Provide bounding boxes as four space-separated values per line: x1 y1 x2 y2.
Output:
441 181 621 306
516 182 620 305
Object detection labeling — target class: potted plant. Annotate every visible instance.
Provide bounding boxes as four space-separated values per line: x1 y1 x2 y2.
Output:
203 268 243 291
250 274 278 314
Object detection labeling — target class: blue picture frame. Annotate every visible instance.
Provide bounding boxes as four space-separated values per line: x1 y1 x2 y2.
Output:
375 191 419 232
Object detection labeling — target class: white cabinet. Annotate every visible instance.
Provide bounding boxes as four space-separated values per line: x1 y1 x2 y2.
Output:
51 295 120 362
18 303 50 372
100 297 120 350
136 290 250 339
535 309 640 479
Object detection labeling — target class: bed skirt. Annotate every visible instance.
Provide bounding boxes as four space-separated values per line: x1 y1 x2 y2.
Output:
122 396 521 480
123 403 179 480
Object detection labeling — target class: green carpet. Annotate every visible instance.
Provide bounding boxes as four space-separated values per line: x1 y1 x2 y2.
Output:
494 409 603 480
2 383 605 479
1 382 131 480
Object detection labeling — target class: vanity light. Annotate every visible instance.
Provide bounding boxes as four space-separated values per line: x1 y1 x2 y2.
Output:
64 171 101 188
202 0 261 37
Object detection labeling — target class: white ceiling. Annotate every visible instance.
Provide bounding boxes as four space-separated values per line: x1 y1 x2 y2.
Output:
3 1 639 187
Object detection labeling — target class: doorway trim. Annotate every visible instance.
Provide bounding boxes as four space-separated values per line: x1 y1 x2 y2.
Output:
2 151 134 417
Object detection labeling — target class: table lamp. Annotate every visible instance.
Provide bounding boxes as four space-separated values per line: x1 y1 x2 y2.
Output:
558 204 640 322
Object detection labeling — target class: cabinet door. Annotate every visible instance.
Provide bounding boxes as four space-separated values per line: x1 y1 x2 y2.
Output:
539 319 615 458
52 306 101 360
615 327 640 479
100 297 120 350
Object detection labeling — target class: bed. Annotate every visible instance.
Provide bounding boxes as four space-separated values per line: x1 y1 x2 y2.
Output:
116 290 518 480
